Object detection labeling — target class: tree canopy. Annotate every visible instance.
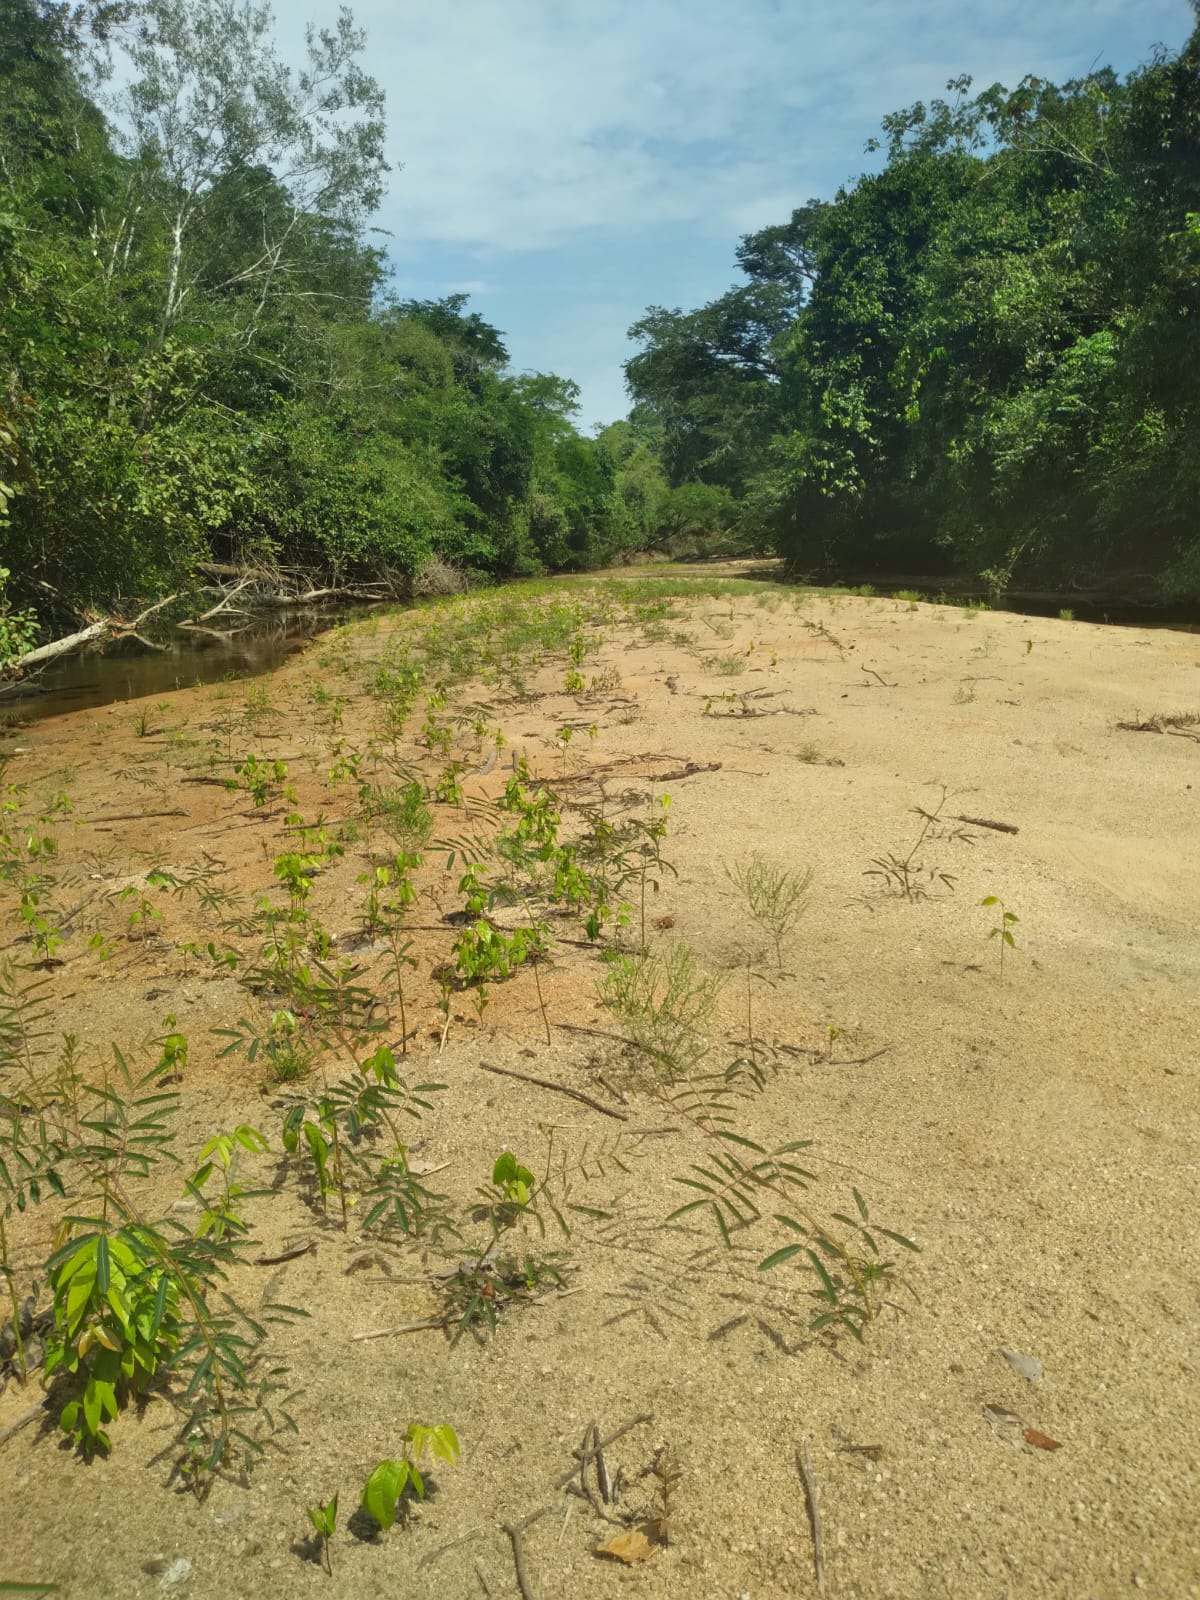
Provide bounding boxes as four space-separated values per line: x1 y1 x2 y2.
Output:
0 0 640 653
7 2 1198 655
625 15 1200 600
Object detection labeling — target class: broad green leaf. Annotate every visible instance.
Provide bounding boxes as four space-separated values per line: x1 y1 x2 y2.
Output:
94 1235 110 1299
362 1460 408 1531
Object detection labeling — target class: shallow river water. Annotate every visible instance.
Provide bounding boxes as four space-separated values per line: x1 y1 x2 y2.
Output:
0 605 363 723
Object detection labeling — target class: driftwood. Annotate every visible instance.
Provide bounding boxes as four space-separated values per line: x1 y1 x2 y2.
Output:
190 575 256 623
176 621 252 641
2 560 403 683
4 594 179 676
798 1437 827 1596
193 561 401 613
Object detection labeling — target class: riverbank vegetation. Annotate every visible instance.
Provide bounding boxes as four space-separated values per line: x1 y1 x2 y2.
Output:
9 5 1196 670
626 10 1200 600
0 0 677 663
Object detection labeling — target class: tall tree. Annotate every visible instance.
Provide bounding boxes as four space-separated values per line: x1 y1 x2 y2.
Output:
114 0 387 348
628 11 1200 599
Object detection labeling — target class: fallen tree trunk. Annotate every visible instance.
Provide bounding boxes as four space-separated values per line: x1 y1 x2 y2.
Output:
3 594 180 676
2 561 403 682
248 584 394 607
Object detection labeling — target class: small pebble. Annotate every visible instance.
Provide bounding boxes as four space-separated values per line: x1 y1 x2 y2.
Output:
1000 1346 1044 1384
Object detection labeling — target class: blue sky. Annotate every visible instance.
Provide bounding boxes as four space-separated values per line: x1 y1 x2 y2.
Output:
286 0 1193 429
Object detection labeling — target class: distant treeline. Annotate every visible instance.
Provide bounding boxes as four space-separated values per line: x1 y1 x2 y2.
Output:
0 0 701 660
625 9 1200 600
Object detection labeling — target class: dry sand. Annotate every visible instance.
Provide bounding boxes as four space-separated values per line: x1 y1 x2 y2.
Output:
1 568 1197 1600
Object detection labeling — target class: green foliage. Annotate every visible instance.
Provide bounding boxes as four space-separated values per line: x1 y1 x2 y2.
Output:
659 1058 920 1339
229 758 295 813
864 788 974 900
360 781 432 851
0 1000 303 1482
981 895 1020 976
449 863 546 1016
599 944 722 1078
726 855 813 969
46 1229 182 1456
306 1493 338 1576
0 562 36 671
439 1150 573 1341
0 6 638 643
626 19 1200 599
360 1424 460 1532
276 1044 446 1233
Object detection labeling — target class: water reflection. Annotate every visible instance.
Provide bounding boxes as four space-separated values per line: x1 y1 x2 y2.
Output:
1 607 363 722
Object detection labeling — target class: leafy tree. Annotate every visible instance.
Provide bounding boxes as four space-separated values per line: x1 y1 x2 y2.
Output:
114 0 387 349
628 12 1200 600
0 2 630 641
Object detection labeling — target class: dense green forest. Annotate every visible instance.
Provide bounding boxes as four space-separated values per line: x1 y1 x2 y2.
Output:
4 2 1199 664
626 10 1200 599
0 0 673 660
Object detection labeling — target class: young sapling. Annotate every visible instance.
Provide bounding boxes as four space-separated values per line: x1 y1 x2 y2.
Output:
981 895 1019 975
726 854 813 969
361 1424 460 1532
306 1494 338 1576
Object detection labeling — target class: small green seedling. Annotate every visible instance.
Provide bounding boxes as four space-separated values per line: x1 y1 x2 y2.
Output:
229 755 295 811
306 1494 338 1576
154 1015 188 1080
490 1151 534 1214
981 895 1019 975
361 1424 460 1532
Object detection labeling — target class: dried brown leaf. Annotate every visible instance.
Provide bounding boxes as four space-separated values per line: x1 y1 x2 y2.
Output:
595 1526 659 1564
1023 1428 1064 1452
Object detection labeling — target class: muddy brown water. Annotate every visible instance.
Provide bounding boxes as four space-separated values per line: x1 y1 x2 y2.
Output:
0 606 365 722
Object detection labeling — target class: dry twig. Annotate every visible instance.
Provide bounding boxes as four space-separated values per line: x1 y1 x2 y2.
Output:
798 1436 826 1596
350 1316 451 1343
501 1501 561 1600
552 1411 654 1488
417 1527 484 1570
477 1061 628 1121
254 1240 314 1266
954 814 1020 835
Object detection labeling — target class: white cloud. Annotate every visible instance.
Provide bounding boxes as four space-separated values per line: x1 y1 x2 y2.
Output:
269 0 1191 419
297 0 1191 253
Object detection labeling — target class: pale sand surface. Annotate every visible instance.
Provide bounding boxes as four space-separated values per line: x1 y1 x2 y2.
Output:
1 570 1197 1599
